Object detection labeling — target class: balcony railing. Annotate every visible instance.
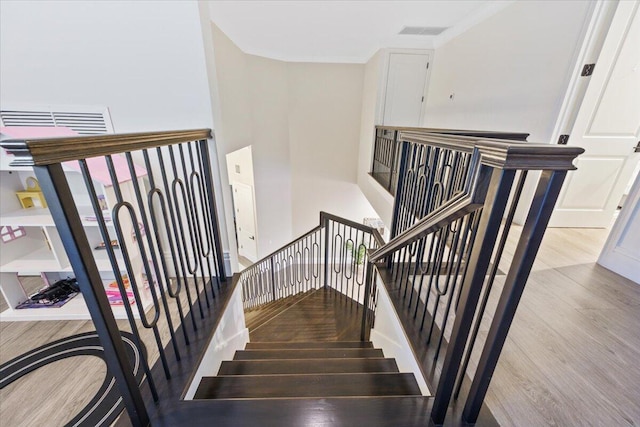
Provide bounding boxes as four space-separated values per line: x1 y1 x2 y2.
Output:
364 130 582 424
1 125 583 426
2 129 227 426
240 211 384 310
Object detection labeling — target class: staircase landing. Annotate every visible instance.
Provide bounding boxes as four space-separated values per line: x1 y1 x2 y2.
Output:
246 288 365 342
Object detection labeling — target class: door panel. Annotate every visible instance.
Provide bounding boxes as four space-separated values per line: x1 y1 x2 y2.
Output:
382 53 429 126
551 1 640 227
232 182 258 262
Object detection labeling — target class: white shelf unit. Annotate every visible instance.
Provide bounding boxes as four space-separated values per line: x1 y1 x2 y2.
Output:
0 159 154 322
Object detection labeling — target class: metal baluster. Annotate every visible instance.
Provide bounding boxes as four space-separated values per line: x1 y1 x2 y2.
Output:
168 146 209 311
142 149 190 345
430 166 515 425
179 143 214 303
105 155 171 380
157 147 201 328
78 160 159 402
124 152 181 361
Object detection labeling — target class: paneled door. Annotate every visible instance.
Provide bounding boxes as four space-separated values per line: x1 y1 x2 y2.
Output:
550 1 640 227
232 182 258 262
382 53 430 126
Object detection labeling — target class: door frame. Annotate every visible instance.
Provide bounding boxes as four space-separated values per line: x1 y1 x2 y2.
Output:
376 48 434 126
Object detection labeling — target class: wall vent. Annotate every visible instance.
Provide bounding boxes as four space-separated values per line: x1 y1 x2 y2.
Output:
398 26 448 36
0 106 114 135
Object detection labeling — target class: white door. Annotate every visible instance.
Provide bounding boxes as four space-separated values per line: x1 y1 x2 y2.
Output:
232 182 258 262
551 1 640 228
598 172 640 284
382 53 430 126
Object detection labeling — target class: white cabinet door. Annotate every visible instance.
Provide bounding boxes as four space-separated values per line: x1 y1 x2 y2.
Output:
551 1 640 227
598 172 640 284
382 53 430 126
232 182 258 262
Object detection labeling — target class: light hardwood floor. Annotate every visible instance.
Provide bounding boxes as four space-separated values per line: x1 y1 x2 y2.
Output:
0 228 639 426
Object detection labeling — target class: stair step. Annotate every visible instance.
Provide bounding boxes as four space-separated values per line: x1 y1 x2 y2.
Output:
245 341 373 349
218 358 399 375
172 397 432 426
194 373 422 399
234 348 384 360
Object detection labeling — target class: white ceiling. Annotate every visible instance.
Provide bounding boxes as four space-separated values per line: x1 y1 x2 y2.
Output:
206 1 512 63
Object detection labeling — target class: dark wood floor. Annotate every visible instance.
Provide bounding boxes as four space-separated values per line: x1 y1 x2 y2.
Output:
248 288 364 342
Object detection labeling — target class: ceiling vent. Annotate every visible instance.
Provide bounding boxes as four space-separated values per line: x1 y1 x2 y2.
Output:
398 26 448 36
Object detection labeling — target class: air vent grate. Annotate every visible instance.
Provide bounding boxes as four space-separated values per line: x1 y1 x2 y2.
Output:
0 107 113 135
398 26 448 36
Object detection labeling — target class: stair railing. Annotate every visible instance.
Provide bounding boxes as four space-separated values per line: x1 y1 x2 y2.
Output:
1 129 227 426
240 212 384 310
370 125 529 239
364 132 583 425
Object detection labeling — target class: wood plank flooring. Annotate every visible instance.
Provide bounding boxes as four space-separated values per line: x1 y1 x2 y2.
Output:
0 228 639 426
248 288 363 342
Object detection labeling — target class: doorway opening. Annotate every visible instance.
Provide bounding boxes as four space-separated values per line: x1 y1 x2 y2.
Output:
226 146 258 269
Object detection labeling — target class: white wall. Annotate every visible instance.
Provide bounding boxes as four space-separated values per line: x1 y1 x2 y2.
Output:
423 0 594 143
287 63 379 235
0 1 233 268
209 23 293 259
209 24 379 251
0 1 213 133
356 50 396 229
355 1 595 227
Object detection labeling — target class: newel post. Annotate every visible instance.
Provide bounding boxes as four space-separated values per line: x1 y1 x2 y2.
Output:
360 259 375 341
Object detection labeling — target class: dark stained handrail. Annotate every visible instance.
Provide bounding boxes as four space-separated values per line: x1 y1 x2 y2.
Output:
376 125 530 141
1 128 212 166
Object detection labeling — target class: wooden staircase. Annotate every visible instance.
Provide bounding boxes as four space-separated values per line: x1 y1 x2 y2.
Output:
190 289 431 426
194 341 421 399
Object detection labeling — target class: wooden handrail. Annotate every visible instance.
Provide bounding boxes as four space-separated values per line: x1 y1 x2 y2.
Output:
376 125 530 141
399 132 584 171
240 225 323 274
1 128 212 166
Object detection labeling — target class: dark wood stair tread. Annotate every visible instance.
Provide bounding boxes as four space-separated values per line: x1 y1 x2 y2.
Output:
234 348 384 360
245 341 373 349
218 358 399 375
159 397 432 426
194 373 422 399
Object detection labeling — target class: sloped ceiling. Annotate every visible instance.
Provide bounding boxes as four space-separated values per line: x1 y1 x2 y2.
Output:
206 0 512 63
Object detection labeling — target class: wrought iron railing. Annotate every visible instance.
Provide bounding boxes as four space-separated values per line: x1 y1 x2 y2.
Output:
1 129 226 426
370 126 529 238
240 212 384 310
364 132 583 425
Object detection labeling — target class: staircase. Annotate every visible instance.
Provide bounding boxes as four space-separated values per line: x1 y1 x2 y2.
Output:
194 341 421 399
191 290 431 426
